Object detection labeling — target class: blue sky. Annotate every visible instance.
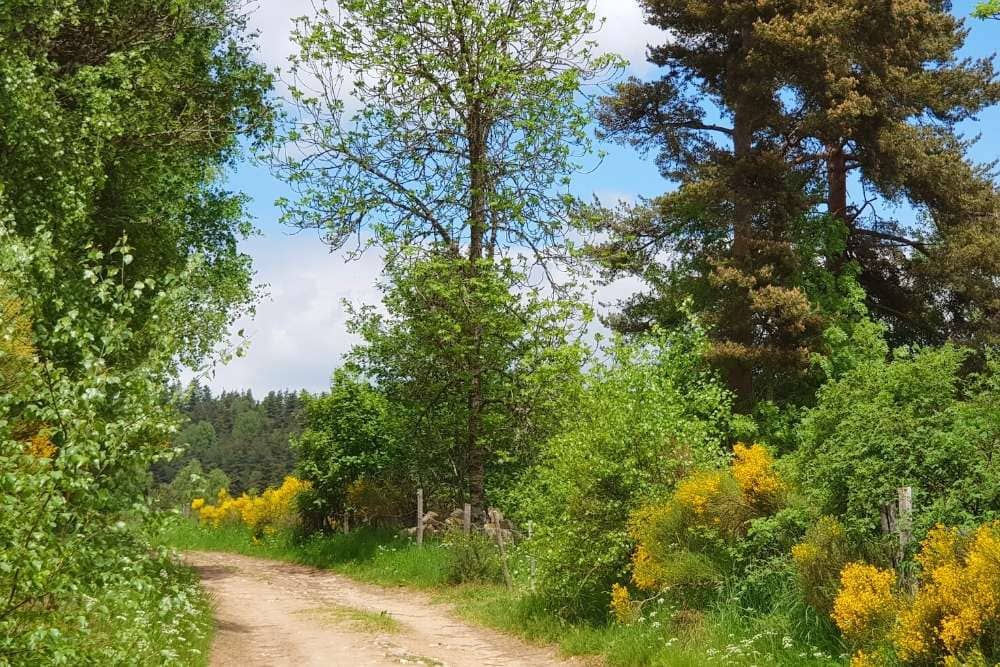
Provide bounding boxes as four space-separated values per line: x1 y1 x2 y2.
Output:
196 0 1000 396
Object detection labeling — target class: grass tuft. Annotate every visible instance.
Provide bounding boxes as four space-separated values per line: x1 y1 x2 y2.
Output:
295 604 402 633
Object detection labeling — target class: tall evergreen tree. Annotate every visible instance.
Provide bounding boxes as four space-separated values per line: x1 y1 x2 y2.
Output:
596 0 999 407
595 0 829 408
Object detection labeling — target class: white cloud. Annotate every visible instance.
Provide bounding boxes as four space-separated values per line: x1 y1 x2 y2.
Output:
592 0 664 76
189 234 383 396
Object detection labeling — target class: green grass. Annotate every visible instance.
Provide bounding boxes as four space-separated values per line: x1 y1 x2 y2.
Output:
162 519 450 588
295 604 402 633
162 519 846 666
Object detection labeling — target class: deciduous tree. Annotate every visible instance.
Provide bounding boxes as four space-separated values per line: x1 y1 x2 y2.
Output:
274 0 615 511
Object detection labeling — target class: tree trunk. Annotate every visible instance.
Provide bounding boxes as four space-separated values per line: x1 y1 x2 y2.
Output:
727 111 754 410
465 104 488 516
725 29 755 411
826 142 850 272
827 143 848 223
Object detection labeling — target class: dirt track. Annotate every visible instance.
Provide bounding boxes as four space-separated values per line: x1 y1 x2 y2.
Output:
184 551 576 667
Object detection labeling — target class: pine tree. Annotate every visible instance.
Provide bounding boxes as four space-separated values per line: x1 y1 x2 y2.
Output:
753 0 1000 346
596 0 1000 407
595 0 828 408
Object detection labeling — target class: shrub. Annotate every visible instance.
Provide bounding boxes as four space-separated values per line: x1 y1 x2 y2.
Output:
893 523 1000 663
196 476 311 537
831 563 898 641
623 443 785 610
443 529 504 584
829 521 1000 665
794 346 1000 541
791 516 854 615
293 370 399 526
516 327 737 620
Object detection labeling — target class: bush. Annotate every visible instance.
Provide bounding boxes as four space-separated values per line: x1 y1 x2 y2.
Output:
794 346 1000 541
195 475 311 537
625 444 785 610
293 370 399 526
516 327 737 620
443 529 504 584
830 521 1000 665
791 516 855 615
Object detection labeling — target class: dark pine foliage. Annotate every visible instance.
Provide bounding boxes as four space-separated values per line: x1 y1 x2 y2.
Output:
154 382 304 494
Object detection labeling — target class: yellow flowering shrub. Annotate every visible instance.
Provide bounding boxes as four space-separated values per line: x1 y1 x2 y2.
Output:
674 471 724 517
630 544 664 591
791 516 853 614
25 431 56 459
832 562 898 639
196 477 311 537
830 522 1000 664
622 444 787 608
731 443 784 509
610 583 637 623
892 523 1000 662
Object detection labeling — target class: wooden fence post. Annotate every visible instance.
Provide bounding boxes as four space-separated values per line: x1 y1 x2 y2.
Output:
488 508 513 590
528 520 536 592
897 486 913 552
463 503 471 536
416 488 424 547
343 509 350 535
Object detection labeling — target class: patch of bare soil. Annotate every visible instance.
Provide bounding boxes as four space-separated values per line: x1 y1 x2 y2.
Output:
184 551 582 667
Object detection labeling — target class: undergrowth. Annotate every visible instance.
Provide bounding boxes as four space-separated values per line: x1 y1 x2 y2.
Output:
163 518 846 666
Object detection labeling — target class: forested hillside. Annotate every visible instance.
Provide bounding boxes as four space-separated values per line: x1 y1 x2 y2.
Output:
154 384 302 495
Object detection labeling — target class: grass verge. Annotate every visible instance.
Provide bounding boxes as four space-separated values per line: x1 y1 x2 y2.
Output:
162 519 845 666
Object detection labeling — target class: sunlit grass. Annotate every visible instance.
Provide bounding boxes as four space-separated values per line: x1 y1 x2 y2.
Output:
162 518 845 666
295 604 402 633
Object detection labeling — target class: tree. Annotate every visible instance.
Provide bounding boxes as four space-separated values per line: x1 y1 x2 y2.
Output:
1 0 273 370
346 254 587 513
974 1 1000 19
752 0 1000 347
595 0 1000 408
275 0 615 512
293 371 400 526
594 0 830 409
0 1 271 658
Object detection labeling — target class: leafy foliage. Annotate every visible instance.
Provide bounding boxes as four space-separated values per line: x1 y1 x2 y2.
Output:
293 370 402 526
0 0 271 660
346 254 588 511
517 325 736 619
793 346 1000 539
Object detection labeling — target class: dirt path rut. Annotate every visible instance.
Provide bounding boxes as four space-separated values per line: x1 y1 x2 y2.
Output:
184 551 577 667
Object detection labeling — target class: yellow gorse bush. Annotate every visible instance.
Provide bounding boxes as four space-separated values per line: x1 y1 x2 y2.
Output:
195 476 311 537
731 442 784 508
832 562 898 639
614 443 785 613
831 522 1000 664
893 523 1000 662
674 470 724 517
610 582 636 623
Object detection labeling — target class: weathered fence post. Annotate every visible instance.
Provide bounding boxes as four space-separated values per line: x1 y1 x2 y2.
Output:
463 502 472 536
488 508 513 590
343 509 350 535
881 486 915 570
528 520 536 592
416 488 424 547
897 486 913 552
